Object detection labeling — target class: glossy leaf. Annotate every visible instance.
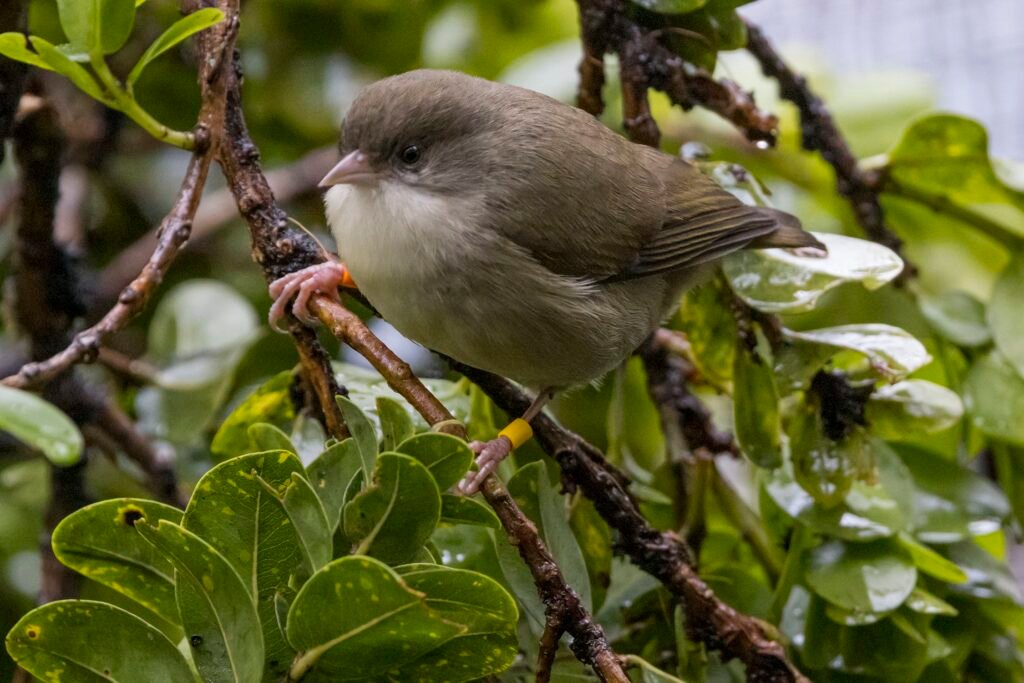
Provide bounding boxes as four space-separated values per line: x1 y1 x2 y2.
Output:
136 519 263 683
788 403 870 507
57 0 136 55
919 290 991 347
896 444 1009 543
128 7 223 85
441 493 500 529
211 370 295 460
336 394 378 479
378 396 415 452
286 556 464 680
389 564 518 682
260 472 332 572
0 385 83 466
395 432 474 490
989 255 1024 377
306 439 362 532
343 453 441 564
963 351 1024 445
52 499 182 625
724 232 903 313
805 538 917 612
733 344 781 468
182 451 306 679
905 587 958 616
866 380 964 439
784 324 931 380
945 541 1023 602
898 533 968 584
6 601 194 682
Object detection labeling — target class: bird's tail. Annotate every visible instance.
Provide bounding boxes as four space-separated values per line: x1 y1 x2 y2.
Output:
748 207 827 252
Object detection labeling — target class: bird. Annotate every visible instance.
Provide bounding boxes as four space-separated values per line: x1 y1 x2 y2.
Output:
268 69 823 494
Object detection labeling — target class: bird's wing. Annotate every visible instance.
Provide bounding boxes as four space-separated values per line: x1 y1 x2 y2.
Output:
610 159 822 281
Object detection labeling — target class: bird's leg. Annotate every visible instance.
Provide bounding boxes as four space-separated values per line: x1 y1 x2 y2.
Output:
458 387 556 495
268 258 355 331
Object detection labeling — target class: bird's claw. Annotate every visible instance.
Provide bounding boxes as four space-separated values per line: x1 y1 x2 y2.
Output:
268 261 348 332
458 437 513 495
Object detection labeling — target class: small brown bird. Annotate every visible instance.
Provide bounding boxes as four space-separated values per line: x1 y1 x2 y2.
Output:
270 69 822 493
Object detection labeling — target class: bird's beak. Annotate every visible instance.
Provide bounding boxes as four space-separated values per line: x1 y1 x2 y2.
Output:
319 150 378 187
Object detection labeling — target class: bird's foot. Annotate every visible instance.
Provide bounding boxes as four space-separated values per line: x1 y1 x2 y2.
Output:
268 260 349 331
458 437 513 495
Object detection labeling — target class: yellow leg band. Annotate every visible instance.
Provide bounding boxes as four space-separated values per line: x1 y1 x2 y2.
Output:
499 418 533 450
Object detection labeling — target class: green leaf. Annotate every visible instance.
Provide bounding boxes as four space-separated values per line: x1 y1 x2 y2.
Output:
389 564 518 682
945 540 1023 602
127 7 223 85
286 556 464 680
0 385 83 466
260 472 332 573
963 351 1024 445
676 279 736 388
631 0 708 13
905 587 958 616
211 370 295 461
919 290 991 347
732 343 781 468
885 114 1024 241
898 533 968 584
866 380 964 439
182 451 306 679
788 403 870 507
136 519 263 683
248 422 297 454
896 444 1009 543
378 396 415 452
343 453 441 564
440 494 500 529
0 33 53 70
336 394 378 480
395 432 474 490
723 232 903 313
989 255 1024 377
307 439 362 532
783 324 931 380
5 601 194 682
57 0 136 55
290 412 327 465
52 499 182 625
805 538 917 612
625 655 688 683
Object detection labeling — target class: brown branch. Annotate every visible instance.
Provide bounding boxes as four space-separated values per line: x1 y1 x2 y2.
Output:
576 0 778 145
743 20 906 261
536 613 565 683
1 11 238 390
455 366 806 683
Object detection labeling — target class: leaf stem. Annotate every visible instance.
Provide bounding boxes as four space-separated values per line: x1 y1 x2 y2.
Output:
711 466 784 581
90 55 194 150
768 522 809 624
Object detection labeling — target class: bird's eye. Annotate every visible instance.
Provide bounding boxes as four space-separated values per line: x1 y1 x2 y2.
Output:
398 145 422 165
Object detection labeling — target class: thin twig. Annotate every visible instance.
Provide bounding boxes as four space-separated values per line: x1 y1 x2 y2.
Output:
743 20 907 263
536 613 565 683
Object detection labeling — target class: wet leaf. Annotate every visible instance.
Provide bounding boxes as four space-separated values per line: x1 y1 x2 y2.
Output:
945 541 1023 602
6 601 194 682
343 453 441 564
906 587 958 616
963 351 1024 445
866 380 964 439
0 385 83 466
290 413 326 465
136 519 263 683
52 499 182 625
919 290 991 347
211 371 295 461
724 232 903 313
388 564 518 682
395 432 474 490
788 403 870 507
897 533 968 584
805 538 917 612
286 556 464 680
784 324 931 380
378 396 415 452
733 343 781 468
